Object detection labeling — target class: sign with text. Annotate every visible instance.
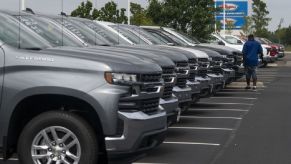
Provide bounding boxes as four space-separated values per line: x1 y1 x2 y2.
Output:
215 0 249 29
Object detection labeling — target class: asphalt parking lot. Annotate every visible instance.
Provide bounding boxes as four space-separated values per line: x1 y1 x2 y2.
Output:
1 53 290 164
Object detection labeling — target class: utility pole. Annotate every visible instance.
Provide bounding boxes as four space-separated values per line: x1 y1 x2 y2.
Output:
21 0 26 11
128 0 130 25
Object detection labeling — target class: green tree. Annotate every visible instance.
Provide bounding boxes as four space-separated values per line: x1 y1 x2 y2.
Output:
130 2 154 26
71 1 128 24
215 20 222 33
252 0 271 36
242 16 254 35
275 18 284 44
93 1 128 24
147 0 216 39
226 21 235 35
147 0 164 26
71 1 93 19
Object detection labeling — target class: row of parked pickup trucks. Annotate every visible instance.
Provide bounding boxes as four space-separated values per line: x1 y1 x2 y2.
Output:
0 9 245 164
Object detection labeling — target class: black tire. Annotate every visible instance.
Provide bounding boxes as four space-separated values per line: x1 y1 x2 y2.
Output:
17 111 99 164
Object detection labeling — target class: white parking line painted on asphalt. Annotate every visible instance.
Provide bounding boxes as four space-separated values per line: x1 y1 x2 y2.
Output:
163 141 220 146
210 97 257 100
0 157 18 160
169 126 234 131
218 91 261 94
198 102 254 105
133 163 168 164
181 116 242 120
189 108 249 112
268 63 278 67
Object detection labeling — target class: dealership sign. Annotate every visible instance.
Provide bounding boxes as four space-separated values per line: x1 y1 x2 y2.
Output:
216 16 245 29
215 0 249 29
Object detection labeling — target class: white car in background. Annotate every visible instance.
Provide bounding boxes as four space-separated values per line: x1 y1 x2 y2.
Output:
209 34 244 52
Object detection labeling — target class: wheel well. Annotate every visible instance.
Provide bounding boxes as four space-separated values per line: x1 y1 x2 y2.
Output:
7 94 107 160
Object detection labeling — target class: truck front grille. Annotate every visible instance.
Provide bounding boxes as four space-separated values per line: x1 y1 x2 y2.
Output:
188 58 197 64
198 69 208 77
119 98 160 114
198 58 209 62
162 67 175 74
140 73 162 83
176 61 188 67
141 98 160 114
163 86 174 99
188 72 196 81
176 77 187 88
161 67 175 99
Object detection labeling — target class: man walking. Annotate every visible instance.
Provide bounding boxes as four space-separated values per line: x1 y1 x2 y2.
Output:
242 34 263 91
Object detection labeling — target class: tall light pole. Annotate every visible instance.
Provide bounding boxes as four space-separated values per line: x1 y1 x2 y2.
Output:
223 0 226 35
21 0 26 11
128 0 130 25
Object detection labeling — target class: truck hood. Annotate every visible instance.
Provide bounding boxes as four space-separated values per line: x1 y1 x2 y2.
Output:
190 47 222 58
86 45 175 68
198 44 241 55
117 45 189 63
167 46 209 58
39 47 162 73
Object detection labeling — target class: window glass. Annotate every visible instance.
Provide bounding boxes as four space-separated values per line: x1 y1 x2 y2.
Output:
15 15 84 47
0 14 50 49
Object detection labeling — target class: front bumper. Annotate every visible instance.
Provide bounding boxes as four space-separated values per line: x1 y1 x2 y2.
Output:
196 76 212 97
207 73 224 92
222 68 235 84
160 96 179 125
233 65 245 78
187 80 201 94
173 86 192 104
106 110 167 156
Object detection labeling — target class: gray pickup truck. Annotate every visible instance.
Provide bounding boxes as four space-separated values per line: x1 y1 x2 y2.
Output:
0 12 168 164
8 11 181 125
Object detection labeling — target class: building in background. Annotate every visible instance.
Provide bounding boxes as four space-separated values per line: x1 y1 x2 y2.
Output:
215 0 252 35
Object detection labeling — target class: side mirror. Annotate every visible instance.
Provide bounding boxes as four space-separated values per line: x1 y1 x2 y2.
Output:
167 43 175 46
218 41 225 46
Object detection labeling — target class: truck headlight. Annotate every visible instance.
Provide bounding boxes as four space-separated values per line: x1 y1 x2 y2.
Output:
105 72 137 84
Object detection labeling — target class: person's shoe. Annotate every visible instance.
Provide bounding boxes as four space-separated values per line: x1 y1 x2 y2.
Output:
253 86 257 91
245 86 251 90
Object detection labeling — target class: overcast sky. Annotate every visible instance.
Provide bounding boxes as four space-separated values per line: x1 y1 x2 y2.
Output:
0 0 289 31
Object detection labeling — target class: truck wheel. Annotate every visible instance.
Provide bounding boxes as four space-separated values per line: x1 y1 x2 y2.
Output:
17 111 99 164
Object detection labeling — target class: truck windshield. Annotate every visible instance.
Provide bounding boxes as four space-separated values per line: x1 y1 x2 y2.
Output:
110 25 148 45
168 29 200 44
127 26 167 45
0 14 50 50
53 17 112 46
70 19 130 45
13 15 84 47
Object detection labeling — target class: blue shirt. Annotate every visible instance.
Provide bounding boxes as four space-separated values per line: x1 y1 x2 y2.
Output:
242 40 263 66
